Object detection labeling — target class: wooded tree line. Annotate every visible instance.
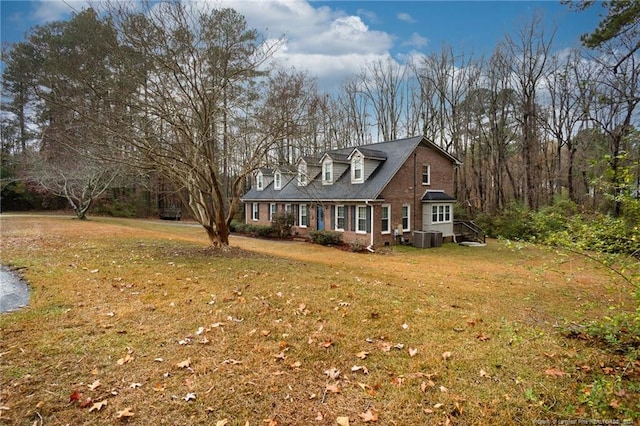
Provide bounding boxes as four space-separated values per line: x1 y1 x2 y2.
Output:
1 1 638 246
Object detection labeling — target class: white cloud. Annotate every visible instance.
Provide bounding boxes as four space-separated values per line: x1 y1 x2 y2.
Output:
219 0 396 90
402 32 429 48
31 0 86 22
356 8 378 24
396 12 416 23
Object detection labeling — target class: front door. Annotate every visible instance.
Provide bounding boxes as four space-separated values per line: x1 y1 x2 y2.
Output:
316 205 325 230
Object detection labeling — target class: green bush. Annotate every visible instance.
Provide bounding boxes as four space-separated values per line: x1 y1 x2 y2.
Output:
233 223 274 238
272 213 295 239
93 200 137 218
309 230 343 246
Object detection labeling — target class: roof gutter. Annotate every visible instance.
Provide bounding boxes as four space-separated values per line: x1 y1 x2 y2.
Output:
365 200 375 253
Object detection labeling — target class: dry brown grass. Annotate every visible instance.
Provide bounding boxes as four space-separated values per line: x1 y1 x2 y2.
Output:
0 215 637 425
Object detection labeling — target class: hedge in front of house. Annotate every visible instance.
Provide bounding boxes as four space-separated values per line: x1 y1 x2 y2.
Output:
233 222 275 238
309 230 343 246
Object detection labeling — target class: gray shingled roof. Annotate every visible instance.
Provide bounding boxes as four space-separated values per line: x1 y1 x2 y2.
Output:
421 190 456 202
241 135 459 202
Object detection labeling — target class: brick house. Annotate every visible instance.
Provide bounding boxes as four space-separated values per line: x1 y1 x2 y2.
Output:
240 135 461 249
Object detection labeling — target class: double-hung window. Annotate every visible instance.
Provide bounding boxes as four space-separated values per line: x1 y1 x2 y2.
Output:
252 203 259 221
381 204 391 234
274 172 281 190
401 204 410 231
352 155 363 183
269 203 277 221
299 204 309 227
356 205 368 233
323 161 332 184
335 205 345 231
298 163 307 186
422 164 430 185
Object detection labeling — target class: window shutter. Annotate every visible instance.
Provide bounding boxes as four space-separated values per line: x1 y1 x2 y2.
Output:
350 205 356 231
331 205 335 229
293 204 299 225
256 203 260 220
366 206 371 233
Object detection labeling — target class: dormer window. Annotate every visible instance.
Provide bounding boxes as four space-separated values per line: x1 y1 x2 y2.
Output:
351 154 363 184
274 171 282 190
256 171 264 191
322 160 333 185
298 162 308 186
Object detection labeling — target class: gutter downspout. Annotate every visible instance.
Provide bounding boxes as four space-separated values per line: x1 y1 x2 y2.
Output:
365 200 375 253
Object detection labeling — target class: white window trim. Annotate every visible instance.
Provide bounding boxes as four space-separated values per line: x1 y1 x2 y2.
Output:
252 203 259 221
335 204 345 232
402 204 411 232
274 171 282 190
322 160 333 185
269 203 277 221
355 205 368 234
256 172 264 191
298 162 308 186
422 164 431 186
284 203 292 214
431 204 452 224
299 204 308 228
381 204 391 234
351 154 364 184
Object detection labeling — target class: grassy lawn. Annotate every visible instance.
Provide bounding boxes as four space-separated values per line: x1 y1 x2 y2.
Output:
0 215 637 425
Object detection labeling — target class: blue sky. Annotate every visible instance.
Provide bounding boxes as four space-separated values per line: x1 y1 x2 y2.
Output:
1 1 602 89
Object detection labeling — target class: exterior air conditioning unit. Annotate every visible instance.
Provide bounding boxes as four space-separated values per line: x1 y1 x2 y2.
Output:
413 231 431 248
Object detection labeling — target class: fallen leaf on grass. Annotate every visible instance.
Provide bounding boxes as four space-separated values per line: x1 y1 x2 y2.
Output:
89 400 107 412
324 368 341 379
442 351 452 361
117 354 134 365
116 407 134 419
69 390 81 403
153 383 166 392
420 380 435 392
325 383 340 393
336 416 350 426
216 420 229 426
479 369 491 378
351 365 369 374
409 348 418 357
87 380 101 391
545 368 566 377
176 358 191 369
476 333 490 341
184 393 196 401
359 408 378 422
80 397 93 408
320 339 334 348
355 351 369 360
129 383 142 389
